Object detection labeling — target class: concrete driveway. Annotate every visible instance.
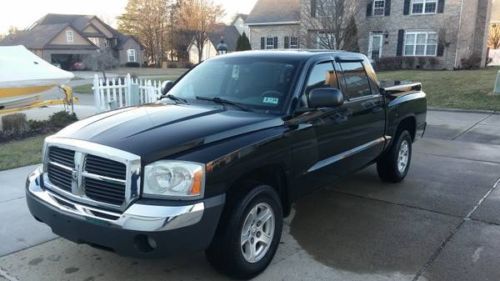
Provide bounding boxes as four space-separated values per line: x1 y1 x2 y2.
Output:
1 110 500 281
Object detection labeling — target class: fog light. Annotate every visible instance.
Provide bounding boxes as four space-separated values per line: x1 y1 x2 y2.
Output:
147 236 158 249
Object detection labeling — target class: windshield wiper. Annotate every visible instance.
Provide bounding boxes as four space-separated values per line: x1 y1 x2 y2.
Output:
162 94 188 104
196 96 253 112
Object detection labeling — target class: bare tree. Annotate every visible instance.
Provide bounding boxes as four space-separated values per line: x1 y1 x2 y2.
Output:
301 0 360 51
83 49 118 81
489 24 500 49
175 0 224 63
118 0 172 66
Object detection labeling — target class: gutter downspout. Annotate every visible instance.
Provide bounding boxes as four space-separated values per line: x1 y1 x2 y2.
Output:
454 0 465 69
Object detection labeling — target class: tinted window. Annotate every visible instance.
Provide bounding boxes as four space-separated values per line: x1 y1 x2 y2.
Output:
339 62 372 99
301 62 336 107
167 58 298 112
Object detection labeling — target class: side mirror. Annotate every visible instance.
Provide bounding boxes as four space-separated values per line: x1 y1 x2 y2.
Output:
308 88 344 108
161 80 174 95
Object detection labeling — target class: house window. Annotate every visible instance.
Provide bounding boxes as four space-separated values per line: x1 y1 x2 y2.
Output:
373 0 386 16
290 37 299 49
411 0 437 14
404 31 438 56
285 36 299 49
66 30 74 43
127 49 137 62
266 37 276 49
316 32 336 49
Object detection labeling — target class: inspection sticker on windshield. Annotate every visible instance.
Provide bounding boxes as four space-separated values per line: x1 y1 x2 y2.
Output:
263 97 279 105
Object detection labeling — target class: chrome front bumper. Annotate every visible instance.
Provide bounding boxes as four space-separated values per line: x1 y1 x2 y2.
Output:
27 166 206 232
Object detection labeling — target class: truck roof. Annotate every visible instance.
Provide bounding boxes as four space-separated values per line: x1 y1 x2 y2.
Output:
212 49 367 63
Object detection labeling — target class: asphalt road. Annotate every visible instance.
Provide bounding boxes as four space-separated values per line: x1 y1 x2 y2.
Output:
1 110 500 281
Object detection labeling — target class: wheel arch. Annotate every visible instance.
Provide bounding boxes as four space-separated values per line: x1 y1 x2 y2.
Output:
227 164 291 217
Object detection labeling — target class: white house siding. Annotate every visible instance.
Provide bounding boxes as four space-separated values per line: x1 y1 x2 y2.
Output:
188 40 217 64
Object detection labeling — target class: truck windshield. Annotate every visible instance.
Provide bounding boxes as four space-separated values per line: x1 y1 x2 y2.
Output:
167 57 299 113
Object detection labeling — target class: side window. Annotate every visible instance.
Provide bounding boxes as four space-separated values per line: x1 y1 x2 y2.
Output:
338 62 372 99
301 62 336 107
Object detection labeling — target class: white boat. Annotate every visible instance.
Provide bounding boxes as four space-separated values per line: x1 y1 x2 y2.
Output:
0 45 74 110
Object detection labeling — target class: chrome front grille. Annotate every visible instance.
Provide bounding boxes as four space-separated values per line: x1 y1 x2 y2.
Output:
43 137 141 212
84 177 126 205
47 163 73 192
85 155 127 180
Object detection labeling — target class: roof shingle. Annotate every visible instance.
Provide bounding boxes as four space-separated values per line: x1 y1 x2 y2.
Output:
246 0 300 25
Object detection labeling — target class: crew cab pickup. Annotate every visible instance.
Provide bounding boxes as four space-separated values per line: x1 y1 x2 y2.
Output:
26 50 426 279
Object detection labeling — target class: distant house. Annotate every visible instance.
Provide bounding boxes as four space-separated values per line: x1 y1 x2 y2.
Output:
245 0 301 50
0 14 144 70
246 0 493 69
187 24 240 64
231 14 250 36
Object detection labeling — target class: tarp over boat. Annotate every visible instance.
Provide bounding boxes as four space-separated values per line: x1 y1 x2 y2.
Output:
0 45 74 101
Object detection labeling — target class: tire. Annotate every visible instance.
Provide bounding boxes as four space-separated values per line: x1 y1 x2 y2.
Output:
206 183 283 280
377 130 412 183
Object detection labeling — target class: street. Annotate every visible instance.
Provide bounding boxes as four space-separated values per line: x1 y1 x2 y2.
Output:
1 110 500 281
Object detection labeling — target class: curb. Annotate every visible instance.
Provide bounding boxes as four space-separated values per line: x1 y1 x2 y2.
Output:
428 107 499 115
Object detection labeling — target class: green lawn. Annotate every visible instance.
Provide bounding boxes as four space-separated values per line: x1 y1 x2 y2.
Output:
0 135 47 171
72 84 93 94
72 75 183 94
377 67 500 111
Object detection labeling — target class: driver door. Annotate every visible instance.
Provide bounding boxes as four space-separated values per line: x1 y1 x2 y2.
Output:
290 61 358 196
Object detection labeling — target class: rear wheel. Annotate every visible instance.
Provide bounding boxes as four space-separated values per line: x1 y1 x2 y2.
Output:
206 184 283 279
377 130 412 183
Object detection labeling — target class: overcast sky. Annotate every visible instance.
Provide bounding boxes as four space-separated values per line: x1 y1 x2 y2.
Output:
0 0 258 34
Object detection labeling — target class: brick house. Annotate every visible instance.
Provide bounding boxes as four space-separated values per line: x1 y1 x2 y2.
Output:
359 0 492 69
246 0 493 69
246 0 301 50
0 14 144 70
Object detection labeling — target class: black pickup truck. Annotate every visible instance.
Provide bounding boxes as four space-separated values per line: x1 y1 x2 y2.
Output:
26 50 426 279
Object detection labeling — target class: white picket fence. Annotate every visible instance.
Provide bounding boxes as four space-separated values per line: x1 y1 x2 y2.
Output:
92 73 163 112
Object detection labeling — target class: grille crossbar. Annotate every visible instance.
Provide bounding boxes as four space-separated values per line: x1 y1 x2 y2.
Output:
47 146 129 207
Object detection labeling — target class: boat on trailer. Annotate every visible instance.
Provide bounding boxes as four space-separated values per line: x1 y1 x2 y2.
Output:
0 45 74 111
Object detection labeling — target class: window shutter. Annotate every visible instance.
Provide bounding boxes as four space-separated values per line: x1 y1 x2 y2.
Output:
284 36 290 49
385 0 391 16
437 43 445 57
311 0 317 17
274 37 278 49
403 0 410 15
366 1 373 17
261 37 265 49
396 29 405 56
437 0 445 13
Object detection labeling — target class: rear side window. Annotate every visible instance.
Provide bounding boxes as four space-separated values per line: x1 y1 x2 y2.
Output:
338 62 372 99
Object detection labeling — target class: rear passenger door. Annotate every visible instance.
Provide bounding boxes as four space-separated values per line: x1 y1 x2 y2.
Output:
334 60 386 171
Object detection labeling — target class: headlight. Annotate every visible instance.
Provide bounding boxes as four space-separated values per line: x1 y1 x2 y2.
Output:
143 161 205 199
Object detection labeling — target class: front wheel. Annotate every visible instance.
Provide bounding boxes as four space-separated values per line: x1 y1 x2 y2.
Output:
206 184 283 279
377 130 412 183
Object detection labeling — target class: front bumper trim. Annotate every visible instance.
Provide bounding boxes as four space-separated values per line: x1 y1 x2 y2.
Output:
27 166 205 232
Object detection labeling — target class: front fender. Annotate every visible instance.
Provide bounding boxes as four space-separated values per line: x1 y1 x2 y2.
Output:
174 126 293 198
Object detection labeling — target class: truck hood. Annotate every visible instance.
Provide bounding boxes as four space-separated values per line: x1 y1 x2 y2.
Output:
54 103 283 163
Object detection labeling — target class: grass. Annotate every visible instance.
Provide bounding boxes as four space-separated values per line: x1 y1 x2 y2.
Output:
72 83 93 94
72 75 184 94
377 67 500 111
0 135 47 171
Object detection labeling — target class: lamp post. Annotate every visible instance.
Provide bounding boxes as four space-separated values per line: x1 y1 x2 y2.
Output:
216 39 228 55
